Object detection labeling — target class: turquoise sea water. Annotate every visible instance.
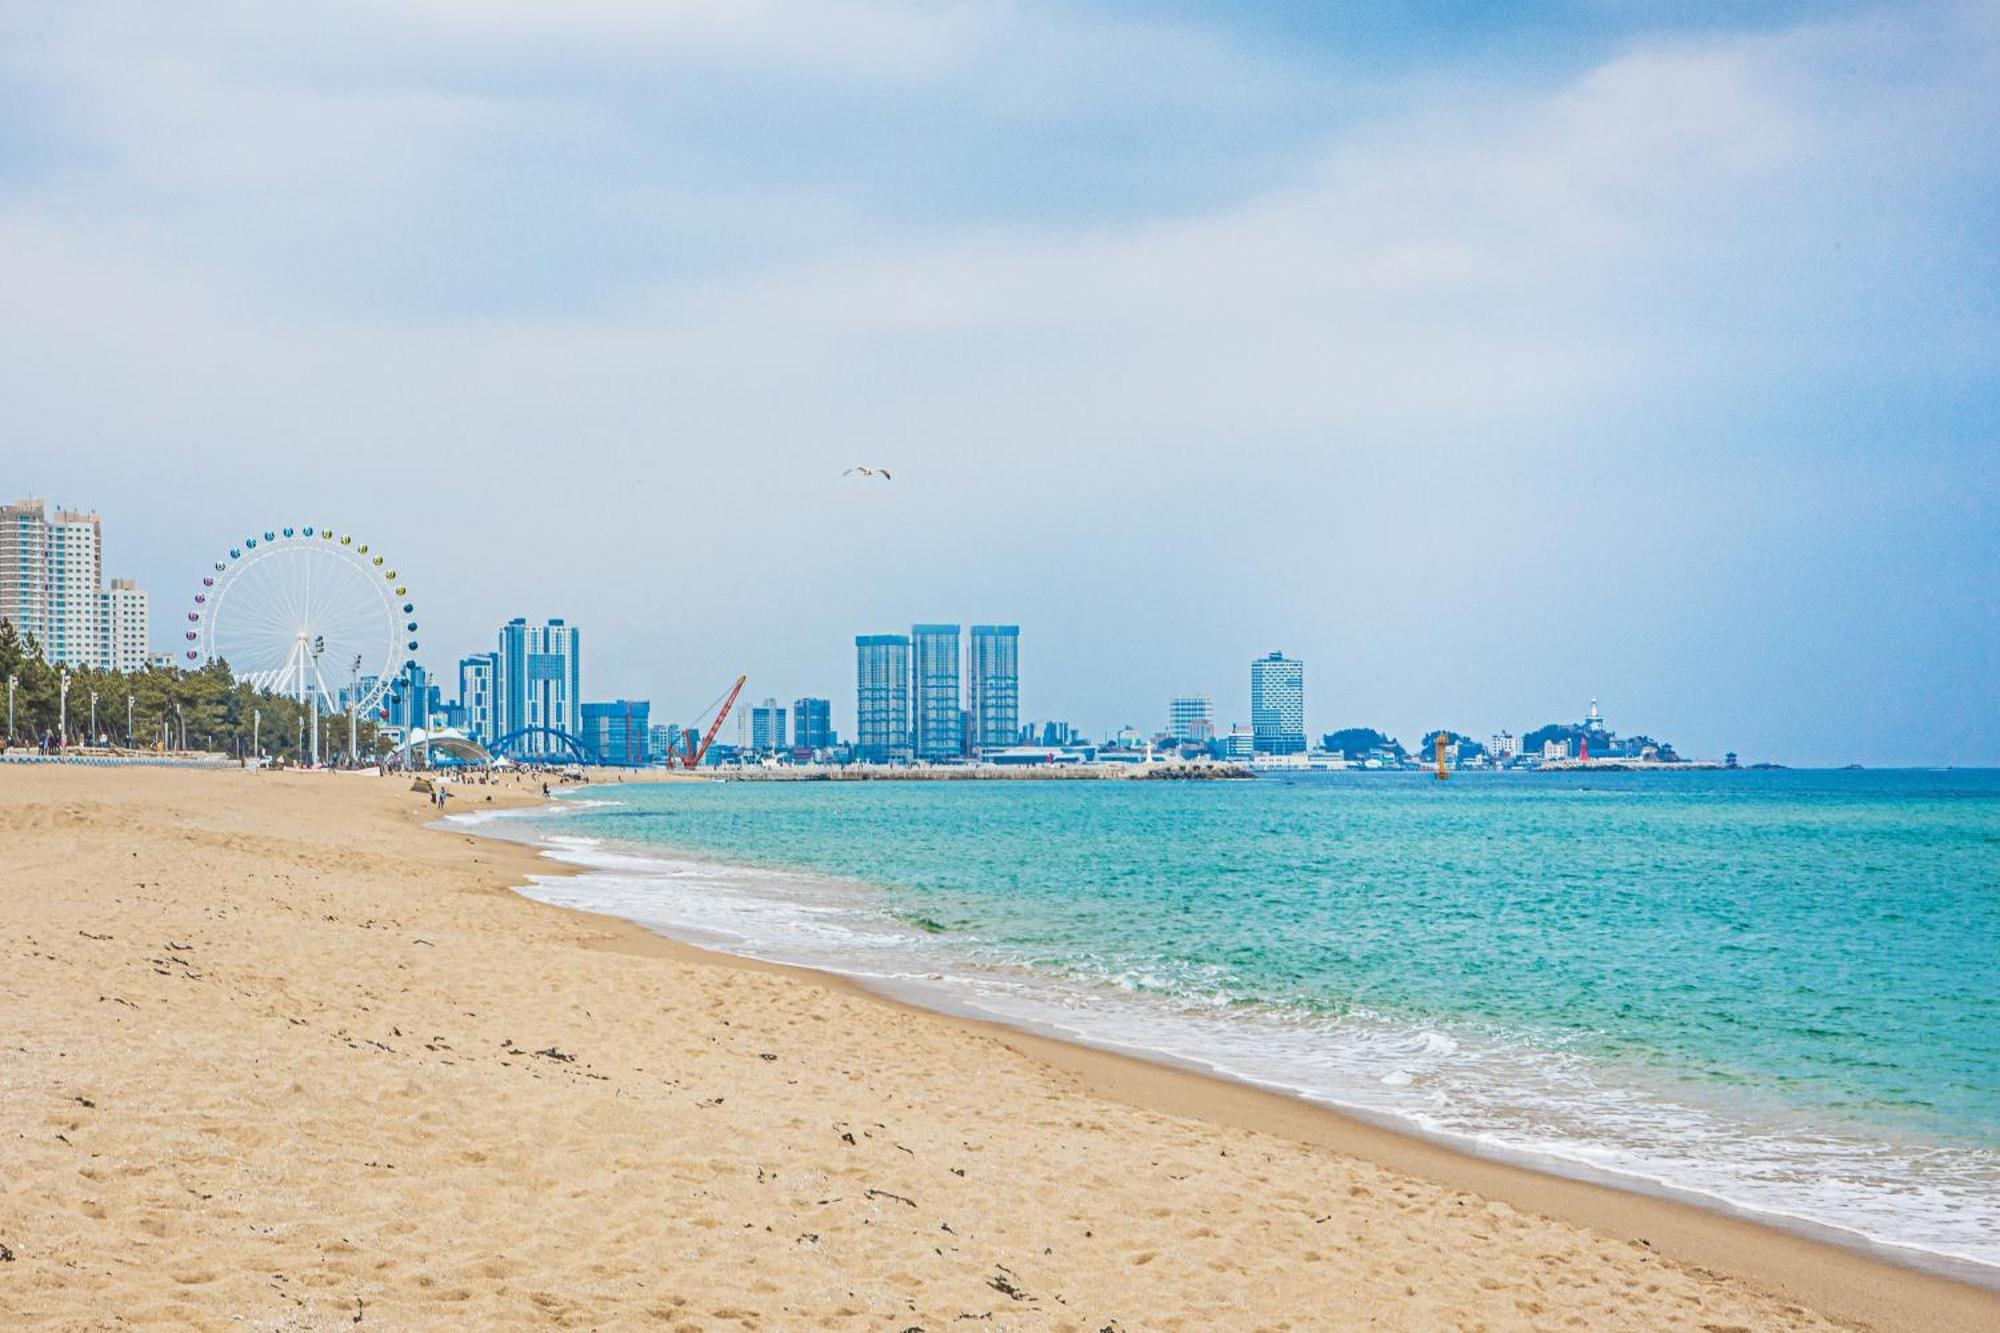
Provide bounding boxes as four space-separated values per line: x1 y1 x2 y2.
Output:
479 770 2000 1276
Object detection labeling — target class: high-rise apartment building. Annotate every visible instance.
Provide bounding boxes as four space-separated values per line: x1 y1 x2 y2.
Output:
497 617 581 755
104 579 150 674
45 505 103 668
0 499 147 671
458 652 499 743
580 699 650 765
1249 651 1305 754
854 634 911 763
911 623 962 761
1169 694 1214 743
750 697 788 755
967 625 1019 756
792 696 832 753
0 500 49 648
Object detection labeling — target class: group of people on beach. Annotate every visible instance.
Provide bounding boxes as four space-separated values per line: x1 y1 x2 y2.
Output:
2 730 112 755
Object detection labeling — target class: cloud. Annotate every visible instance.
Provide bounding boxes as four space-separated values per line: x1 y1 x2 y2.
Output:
407 0 992 80
0 1 1992 761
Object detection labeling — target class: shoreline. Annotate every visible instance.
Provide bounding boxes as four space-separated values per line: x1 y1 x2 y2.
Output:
470 788 2000 1326
495 808 2000 1288
5 765 1994 1330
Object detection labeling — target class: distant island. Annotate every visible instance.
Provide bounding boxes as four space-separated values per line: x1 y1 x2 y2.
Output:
1308 700 1725 772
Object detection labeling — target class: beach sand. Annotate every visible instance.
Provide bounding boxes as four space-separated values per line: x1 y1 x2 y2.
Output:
2 765 1993 1331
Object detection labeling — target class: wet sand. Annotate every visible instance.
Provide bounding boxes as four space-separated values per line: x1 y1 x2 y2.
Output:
2 765 1993 1330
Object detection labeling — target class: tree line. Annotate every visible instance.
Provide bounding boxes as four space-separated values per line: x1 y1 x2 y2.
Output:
0 619 383 761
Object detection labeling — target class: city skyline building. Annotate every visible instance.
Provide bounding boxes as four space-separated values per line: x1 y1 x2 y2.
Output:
580 698 650 765
386 663 438 734
750 696 788 754
1022 719 1079 747
1250 650 1306 754
0 497 148 671
854 633 912 763
911 623 963 761
0 500 51 651
1169 693 1215 744
338 673 381 716
967 624 1020 757
457 652 499 744
792 696 832 753
497 616 581 756
103 578 149 674
43 504 103 668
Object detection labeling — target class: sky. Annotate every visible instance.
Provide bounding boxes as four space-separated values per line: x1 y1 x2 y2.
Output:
2 0 1994 765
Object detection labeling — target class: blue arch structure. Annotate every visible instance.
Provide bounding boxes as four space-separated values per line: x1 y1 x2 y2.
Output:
488 726 602 765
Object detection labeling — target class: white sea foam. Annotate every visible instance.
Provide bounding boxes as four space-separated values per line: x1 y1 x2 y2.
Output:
495 830 2000 1285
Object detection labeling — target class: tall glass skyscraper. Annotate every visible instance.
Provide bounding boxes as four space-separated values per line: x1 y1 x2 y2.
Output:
1249 651 1305 754
749 697 788 755
458 652 498 744
498 617 581 755
792 696 832 753
911 623 963 761
967 625 1019 756
854 634 911 763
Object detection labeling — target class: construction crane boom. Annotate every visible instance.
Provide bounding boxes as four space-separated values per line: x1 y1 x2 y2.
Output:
682 675 748 769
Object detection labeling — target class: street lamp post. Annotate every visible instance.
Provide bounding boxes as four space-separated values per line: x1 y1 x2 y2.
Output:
308 635 324 768
348 654 362 768
253 708 261 763
89 689 98 747
126 693 134 748
6 674 15 742
174 701 185 752
58 670 70 751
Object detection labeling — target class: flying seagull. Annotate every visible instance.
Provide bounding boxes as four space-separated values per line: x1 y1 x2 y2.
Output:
843 466 893 479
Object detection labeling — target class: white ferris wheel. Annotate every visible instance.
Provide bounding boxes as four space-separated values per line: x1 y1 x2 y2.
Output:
184 526 417 716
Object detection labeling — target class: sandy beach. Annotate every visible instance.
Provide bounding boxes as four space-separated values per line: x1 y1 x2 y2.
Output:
2 765 1993 1331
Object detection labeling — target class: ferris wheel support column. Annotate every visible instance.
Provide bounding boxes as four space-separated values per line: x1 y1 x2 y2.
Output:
281 632 309 706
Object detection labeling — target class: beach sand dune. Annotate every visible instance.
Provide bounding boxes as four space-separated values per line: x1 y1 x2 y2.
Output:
0 767 1990 1330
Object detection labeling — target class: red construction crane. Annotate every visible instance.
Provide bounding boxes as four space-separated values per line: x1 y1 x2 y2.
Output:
680 675 748 769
